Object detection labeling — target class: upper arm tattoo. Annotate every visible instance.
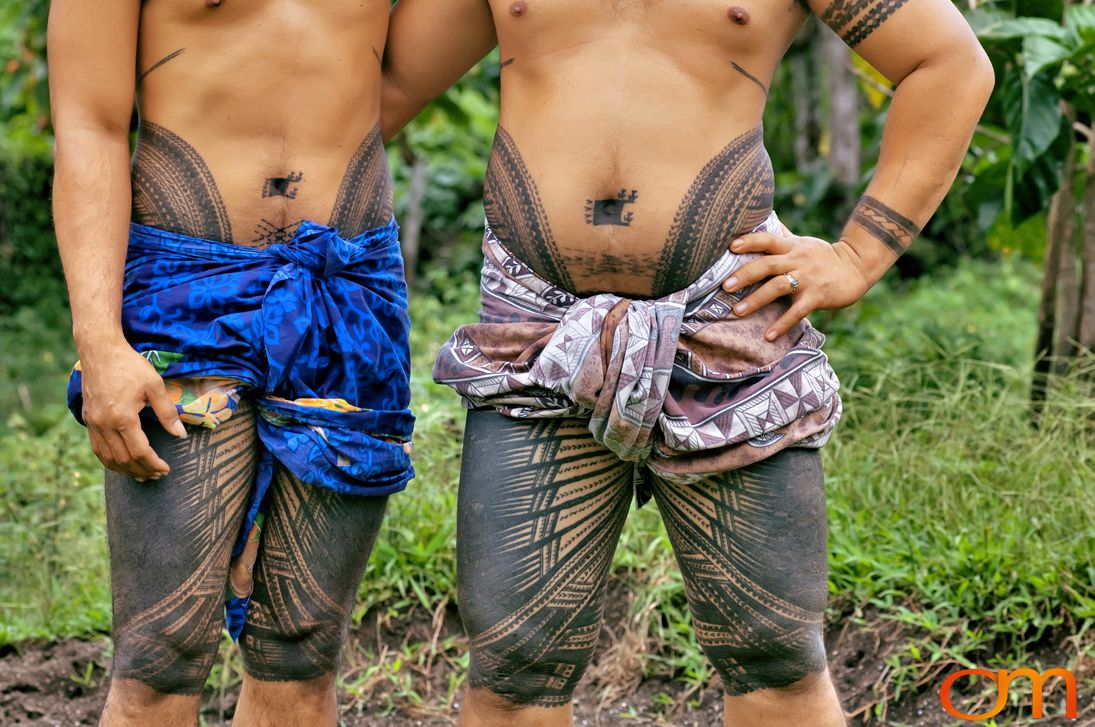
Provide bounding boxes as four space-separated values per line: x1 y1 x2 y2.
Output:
483 127 575 291
849 195 919 255
819 0 911 46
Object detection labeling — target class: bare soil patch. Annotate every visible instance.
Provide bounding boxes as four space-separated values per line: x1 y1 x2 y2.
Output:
3 599 1091 726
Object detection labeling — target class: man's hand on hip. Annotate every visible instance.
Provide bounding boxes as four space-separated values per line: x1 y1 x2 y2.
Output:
79 344 187 481
721 232 871 342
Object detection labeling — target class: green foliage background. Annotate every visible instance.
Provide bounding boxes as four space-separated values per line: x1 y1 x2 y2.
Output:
1 0 1093 721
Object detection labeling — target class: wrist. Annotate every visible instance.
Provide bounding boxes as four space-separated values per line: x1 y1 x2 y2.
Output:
73 324 128 358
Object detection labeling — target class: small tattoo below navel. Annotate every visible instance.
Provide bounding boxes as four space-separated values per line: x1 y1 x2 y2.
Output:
262 172 304 199
585 189 639 227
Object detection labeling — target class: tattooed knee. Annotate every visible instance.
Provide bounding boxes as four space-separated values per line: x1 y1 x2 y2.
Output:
239 620 344 682
469 647 590 707
111 619 221 695
702 626 828 696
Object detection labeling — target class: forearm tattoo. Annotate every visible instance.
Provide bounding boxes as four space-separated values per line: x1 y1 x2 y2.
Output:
849 195 919 255
650 450 830 695
820 0 912 46
483 127 576 291
327 123 394 238
106 404 257 694
653 126 774 297
241 468 387 681
457 411 634 706
131 121 234 242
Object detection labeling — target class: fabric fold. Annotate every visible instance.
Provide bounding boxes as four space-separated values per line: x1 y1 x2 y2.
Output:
434 212 841 492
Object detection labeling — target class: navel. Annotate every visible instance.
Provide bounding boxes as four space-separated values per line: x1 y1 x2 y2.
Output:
728 5 751 24
510 1 528 17
205 0 224 7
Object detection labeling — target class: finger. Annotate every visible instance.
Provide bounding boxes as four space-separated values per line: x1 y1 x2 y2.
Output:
99 429 142 478
87 429 118 472
723 255 787 293
119 425 171 477
732 275 796 318
729 232 793 255
765 298 816 342
146 383 187 439
113 431 160 481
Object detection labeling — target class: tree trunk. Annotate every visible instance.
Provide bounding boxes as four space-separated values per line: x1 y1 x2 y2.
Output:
820 25 860 191
396 137 429 290
1076 141 1095 355
1031 132 1077 420
1053 208 1079 369
790 51 818 171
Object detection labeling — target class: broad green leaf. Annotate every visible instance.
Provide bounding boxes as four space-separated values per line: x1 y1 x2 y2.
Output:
1065 5 1095 44
1003 71 1063 177
977 16 1069 41
1022 36 1073 79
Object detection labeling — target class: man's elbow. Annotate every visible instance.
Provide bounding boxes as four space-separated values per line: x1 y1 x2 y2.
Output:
964 44 995 110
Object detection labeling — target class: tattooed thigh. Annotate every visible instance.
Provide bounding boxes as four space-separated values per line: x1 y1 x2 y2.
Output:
650 449 829 695
457 410 634 707
240 468 388 681
106 400 258 695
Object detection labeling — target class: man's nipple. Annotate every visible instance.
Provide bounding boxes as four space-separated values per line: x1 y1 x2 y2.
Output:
510 1 528 17
728 6 751 24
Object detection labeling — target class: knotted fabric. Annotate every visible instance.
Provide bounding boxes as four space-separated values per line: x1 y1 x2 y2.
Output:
433 213 841 490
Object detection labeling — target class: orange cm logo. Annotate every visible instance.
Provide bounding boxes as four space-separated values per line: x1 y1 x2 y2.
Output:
939 668 1078 721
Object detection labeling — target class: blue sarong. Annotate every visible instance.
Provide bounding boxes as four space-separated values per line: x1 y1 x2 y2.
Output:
67 219 414 638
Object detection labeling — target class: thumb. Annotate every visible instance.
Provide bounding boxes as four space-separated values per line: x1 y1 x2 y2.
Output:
146 382 187 439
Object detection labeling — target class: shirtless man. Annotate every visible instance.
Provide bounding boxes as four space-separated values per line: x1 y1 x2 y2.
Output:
382 1 992 726
48 2 412 725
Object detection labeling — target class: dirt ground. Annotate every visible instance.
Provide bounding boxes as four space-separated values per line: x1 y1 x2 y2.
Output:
3 603 1091 727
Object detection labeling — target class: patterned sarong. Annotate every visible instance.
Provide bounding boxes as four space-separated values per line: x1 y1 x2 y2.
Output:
433 213 841 499
67 219 414 638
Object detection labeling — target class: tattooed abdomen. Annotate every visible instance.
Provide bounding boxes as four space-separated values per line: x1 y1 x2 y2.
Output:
482 126 774 299
132 121 234 242
654 126 774 297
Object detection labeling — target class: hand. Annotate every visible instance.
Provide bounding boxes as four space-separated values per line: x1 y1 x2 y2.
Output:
721 232 872 341
79 342 187 481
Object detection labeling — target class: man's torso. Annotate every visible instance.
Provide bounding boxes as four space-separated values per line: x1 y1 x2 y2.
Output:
132 0 392 247
484 0 809 298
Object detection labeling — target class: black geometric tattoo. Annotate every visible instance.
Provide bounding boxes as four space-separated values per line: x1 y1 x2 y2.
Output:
731 62 768 96
327 123 394 238
371 46 383 66
457 412 831 705
850 195 919 255
820 0 911 46
106 405 257 694
131 121 234 242
653 126 774 297
241 469 388 681
457 412 634 706
483 127 575 291
650 450 830 695
501 57 516 68
262 172 304 199
585 189 638 227
252 218 304 248
138 48 186 85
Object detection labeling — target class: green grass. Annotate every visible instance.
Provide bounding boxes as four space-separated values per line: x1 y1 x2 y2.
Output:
1 255 1092 720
